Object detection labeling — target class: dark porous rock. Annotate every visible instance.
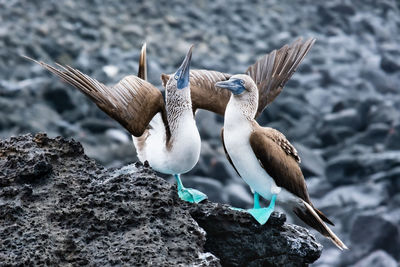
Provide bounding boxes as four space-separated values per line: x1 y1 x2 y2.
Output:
189 205 322 267
353 250 398 267
0 134 322 266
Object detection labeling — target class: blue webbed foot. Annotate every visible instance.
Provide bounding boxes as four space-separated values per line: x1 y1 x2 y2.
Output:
174 174 208 203
247 207 274 225
178 187 208 203
246 192 277 225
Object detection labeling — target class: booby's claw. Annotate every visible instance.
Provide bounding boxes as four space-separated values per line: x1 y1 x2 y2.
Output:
247 207 274 225
178 188 208 203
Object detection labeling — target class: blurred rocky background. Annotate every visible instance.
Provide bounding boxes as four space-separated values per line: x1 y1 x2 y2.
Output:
0 0 399 266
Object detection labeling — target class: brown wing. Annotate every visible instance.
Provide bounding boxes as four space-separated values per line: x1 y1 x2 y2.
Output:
190 70 232 115
161 70 232 115
249 126 311 203
221 128 241 177
27 57 165 137
246 37 316 118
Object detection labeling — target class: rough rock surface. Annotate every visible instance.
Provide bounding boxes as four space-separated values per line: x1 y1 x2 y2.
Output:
0 134 322 266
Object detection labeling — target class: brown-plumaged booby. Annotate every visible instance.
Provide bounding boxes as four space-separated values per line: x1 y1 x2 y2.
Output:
211 40 347 250
24 45 208 204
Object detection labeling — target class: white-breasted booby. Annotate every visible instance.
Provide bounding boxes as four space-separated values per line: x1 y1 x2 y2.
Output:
160 38 346 249
25 45 208 204
214 74 347 249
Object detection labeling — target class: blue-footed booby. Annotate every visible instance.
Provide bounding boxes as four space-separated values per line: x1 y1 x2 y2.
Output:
25 45 208 204
211 42 347 249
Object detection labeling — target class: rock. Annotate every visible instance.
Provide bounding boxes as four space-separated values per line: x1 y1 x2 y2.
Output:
318 126 356 147
349 213 400 262
352 250 398 267
42 87 76 113
326 152 400 185
317 182 389 210
294 143 326 178
196 110 223 140
189 206 322 267
380 54 400 73
322 108 362 130
330 3 356 16
79 118 118 133
0 133 322 266
304 87 337 114
105 128 130 143
225 182 253 209
386 123 400 150
348 123 390 146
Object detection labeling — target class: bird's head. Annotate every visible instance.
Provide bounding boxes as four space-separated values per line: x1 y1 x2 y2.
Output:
162 45 193 93
215 74 258 118
215 74 257 97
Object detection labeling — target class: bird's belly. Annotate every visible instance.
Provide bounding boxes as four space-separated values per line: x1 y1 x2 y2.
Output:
138 115 201 175
224 128 277 201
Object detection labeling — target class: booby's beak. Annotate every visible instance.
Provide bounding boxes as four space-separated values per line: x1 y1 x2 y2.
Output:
175 45 193 89
215 79 246 95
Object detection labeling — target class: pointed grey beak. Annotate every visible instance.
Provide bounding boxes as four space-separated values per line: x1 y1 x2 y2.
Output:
215 79 246 95
176 45 194 89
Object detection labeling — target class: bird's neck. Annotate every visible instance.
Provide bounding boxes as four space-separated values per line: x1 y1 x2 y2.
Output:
224 90 258 130
166 88 194 137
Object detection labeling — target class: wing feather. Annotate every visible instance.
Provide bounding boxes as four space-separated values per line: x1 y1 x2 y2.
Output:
246 37 316 117
26 57 165 137
163 38 314 117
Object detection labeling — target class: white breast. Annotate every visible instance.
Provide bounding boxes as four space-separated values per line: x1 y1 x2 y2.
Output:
133 111 201 175
224 100 277 201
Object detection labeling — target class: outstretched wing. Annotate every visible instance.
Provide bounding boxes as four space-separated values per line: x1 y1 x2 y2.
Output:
246 37 316 117
162 38 315 117
190 70 232 115
27 57 165 137
249 126 310 203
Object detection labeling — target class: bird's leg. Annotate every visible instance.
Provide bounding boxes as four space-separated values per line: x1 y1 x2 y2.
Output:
253 192 261 209
247 189 279 225
174 174 208 203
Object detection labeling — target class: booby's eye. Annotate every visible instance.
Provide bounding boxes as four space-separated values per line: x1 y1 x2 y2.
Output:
174 75 179 80
240 80 244 85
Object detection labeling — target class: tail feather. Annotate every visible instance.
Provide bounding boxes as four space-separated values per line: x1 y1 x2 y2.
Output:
293 200 348 250
313 206 334 226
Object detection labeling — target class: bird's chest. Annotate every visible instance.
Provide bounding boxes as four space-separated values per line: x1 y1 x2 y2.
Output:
224 123 276 200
